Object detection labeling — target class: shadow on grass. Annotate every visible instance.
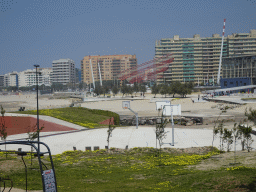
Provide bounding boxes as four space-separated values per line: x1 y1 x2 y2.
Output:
238 177 256 191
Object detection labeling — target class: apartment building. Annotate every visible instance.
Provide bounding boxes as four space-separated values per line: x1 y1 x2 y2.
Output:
3 71 19 87
155 29 256 84
18 68 52 87
52 59 75 85
81 55 137 85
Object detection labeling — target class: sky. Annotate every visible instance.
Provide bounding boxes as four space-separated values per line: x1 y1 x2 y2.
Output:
1 0 256 75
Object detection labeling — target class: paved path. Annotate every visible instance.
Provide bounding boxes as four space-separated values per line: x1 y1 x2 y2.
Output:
2 126 256 155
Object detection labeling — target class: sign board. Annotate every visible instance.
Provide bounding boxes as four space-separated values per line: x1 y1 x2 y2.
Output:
43 169 56 192
163 104 181 116
156 101 170 110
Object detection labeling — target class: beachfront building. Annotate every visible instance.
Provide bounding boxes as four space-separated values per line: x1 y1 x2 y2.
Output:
221 55 256 88
3 71 19 87
18 68 52 88
155 29 256 84
81 54 137 85
52 59 75 85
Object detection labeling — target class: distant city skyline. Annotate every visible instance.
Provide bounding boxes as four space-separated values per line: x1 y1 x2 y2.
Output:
1 0 256 75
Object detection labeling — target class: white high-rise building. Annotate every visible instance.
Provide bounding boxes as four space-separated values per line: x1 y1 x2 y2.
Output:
52 58 75 85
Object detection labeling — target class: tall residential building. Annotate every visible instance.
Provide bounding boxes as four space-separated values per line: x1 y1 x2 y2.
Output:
3 71 18 87
0 75 4 88
81 55 137 85
52 59 75 85
155 29 256 84
18 68 52 87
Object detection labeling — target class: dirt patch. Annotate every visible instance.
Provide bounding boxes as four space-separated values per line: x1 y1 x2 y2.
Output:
0 158 24 173
189 150 256 171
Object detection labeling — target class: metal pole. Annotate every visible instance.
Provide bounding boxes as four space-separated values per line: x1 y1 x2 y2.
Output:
34 65 40 153
171 106 174 146
128 108 138 129
21 156 28 192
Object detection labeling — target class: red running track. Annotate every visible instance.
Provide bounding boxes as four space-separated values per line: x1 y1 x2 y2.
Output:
0 116 76 136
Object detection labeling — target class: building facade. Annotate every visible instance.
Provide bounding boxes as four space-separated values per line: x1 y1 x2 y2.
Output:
3 72 18 87
18 68 52 87
155 29 256 84
75 68 81 84
52 59 75 85
0 75 4 88
222 55 256 80
81 55 137 85
220 77 252 89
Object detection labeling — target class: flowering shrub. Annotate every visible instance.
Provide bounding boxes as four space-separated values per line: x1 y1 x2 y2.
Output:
226 166 254 171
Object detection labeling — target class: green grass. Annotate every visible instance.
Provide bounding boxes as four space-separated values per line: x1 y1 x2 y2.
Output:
12 107 120 128
1 147 256 191
241 98 256 100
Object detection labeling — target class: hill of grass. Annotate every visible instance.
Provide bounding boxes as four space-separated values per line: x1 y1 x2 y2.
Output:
12 107 120 128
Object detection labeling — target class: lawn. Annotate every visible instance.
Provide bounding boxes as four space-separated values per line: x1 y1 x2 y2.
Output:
241 98 256 101
1 147 256 191
12 107 120 128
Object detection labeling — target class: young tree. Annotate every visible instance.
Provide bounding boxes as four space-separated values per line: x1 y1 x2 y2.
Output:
160 84 168 98
151 83 159 98
94 86 103 96
27 124 44 165
155 114 168 159
78 82 87 91
0 105 7 158
212 124 219 150
127 86 134 97
232 123 241 164
139 84 146 97
223 128 233 152
179 83 192 97
188 82 194 89
170 81 181 98
121 84 128 97
133 82 139 97
238 124 246 151
112 86 119 97
245 107 256 125
238 124 253 152
107 123 115 152
217 120 225 151
102 85 110 97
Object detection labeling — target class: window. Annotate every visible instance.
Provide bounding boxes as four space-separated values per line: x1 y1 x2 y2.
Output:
224 81 227 87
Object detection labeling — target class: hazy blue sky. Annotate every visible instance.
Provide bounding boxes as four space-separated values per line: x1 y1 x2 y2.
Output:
1 0 256 74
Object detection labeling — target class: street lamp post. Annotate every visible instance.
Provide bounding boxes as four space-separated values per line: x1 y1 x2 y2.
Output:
34 64 40 153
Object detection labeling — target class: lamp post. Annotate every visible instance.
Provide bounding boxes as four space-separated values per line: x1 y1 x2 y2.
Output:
34 64 40 153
